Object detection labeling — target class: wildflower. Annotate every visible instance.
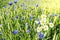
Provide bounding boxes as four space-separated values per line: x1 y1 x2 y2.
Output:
54 14 58 16
38 32 44 39
40 18 46 24
43 25 48 31
24 7 27 10
26 29 30 33
14 0 18 3
35 3 38 7
29 16 34 20
20 17 24 20
49 22 54 28
13 30 19 34
8 2 13 5
15 16 18 19
37 27 42 32
20 3 24 7
54 14 59 18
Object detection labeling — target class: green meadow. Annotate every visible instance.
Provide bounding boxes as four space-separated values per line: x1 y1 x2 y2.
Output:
0 0 60 40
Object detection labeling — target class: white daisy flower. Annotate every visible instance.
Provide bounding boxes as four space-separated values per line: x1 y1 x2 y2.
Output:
49 22 54 28
40 18 46 25
43 25 48 31
37 27 42 32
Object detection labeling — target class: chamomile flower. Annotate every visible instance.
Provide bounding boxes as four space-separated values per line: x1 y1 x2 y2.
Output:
43 25 48 31
37 27 42 32
49 22 54 28
40 18 46 24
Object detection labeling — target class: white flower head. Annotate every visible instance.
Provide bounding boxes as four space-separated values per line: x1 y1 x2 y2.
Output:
37 27 42 32
43 25 48 31
40 18 46 25
49 22 54 28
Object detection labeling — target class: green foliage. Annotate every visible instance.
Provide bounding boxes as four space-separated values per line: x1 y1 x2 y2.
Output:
0 0 60 40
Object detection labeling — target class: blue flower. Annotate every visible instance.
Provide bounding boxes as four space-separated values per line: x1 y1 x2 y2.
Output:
38 32 44 39
16 16 18 19
14 0 18 3
35 3 38 7
8 2 13 5
29 15 34 20
20 3 24 7
30 17 33 20
20 17 24 20
13 30 19 34
38 22 41 24
24 7 27 10
26 29 30 33
54 14 58 16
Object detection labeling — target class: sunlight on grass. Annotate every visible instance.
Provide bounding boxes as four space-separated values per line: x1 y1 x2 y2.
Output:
38 0 60 13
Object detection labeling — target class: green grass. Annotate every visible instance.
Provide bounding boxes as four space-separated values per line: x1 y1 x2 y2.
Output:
0 0 60 40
